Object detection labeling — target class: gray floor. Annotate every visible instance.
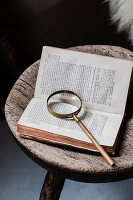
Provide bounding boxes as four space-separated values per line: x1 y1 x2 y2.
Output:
1 119 133 200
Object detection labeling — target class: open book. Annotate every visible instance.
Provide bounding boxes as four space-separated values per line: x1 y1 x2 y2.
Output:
17 46 133 154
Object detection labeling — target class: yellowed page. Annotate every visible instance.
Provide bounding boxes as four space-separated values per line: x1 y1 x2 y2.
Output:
35 46 133 115
18 98 123 147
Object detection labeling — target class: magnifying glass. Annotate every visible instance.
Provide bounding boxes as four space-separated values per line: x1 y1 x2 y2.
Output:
47 90 115 166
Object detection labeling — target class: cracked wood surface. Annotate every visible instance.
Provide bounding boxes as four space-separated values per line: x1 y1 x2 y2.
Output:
5 45 133 182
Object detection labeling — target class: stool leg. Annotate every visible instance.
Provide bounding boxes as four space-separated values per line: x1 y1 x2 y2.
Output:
39 171 65 200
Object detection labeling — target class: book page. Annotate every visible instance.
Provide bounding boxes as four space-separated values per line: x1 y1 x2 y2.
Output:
35 46 133 115
18 98 123 147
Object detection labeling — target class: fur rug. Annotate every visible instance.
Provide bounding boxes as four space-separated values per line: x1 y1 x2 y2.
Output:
108 0 133 43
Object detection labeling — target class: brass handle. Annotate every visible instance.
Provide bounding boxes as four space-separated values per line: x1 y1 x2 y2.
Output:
73 115 115 167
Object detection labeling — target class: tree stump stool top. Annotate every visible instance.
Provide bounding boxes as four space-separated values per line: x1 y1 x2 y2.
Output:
5 45 133 183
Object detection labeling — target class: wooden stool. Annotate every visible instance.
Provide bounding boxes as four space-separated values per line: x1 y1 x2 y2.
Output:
5 45 133 200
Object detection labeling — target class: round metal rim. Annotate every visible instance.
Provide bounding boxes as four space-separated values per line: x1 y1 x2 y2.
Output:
47 90 82 119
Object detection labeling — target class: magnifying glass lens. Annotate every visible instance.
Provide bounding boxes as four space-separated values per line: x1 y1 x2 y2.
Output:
47 91 81 115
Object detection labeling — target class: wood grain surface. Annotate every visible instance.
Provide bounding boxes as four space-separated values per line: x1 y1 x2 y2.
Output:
5 45 133 183
39 171 65 200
